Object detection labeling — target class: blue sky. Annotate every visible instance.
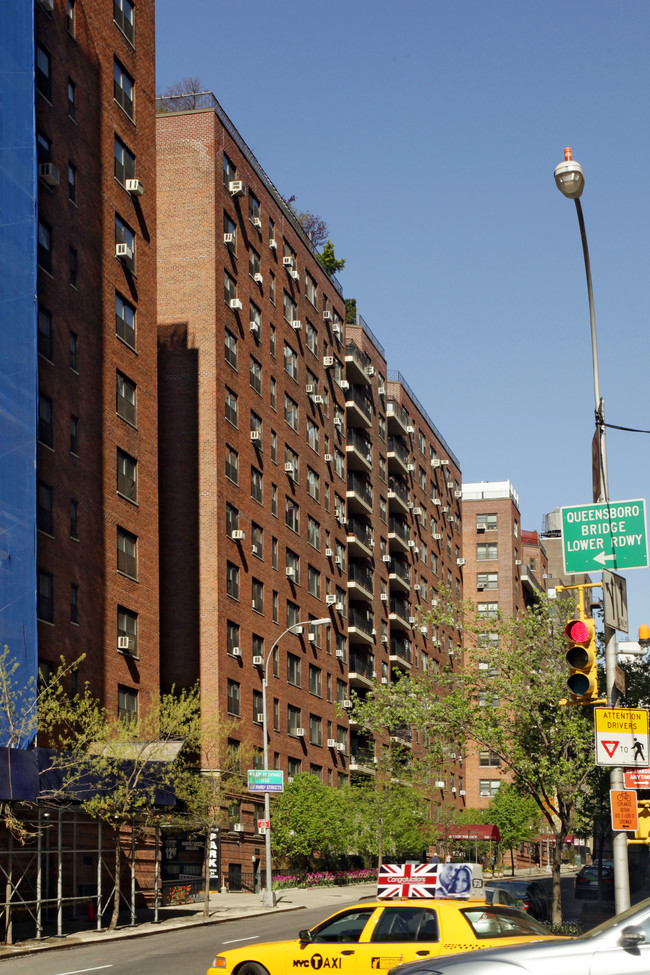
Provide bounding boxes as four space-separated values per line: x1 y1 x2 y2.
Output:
155 0 650 639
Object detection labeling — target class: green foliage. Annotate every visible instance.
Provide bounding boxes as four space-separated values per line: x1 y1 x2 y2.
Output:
487 783 540 870
318 241 346 276
271 774 348 867
345 298 357 324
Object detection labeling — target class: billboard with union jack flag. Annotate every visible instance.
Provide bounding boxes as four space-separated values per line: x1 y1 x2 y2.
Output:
377 862 483 899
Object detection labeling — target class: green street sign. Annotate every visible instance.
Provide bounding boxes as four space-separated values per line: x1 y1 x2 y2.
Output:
247 770 284 793
561 499 648 574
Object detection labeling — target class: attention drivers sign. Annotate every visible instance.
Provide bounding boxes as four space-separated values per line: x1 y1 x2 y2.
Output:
594 707 650 767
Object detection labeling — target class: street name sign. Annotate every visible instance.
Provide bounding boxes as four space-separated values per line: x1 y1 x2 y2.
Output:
610 790 638 831
623 767 650 790
247 770 284 793
594 707 650 767
561 499 648 573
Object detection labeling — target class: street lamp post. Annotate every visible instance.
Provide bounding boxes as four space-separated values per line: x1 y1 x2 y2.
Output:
260 617 331 908
554 147 630 913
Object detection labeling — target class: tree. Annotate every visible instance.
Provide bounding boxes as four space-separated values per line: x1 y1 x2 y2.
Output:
157 77 206 111
345 298 357 324
271 773 349 870
318 241 346 276
348 594 595 923
487 783 540 875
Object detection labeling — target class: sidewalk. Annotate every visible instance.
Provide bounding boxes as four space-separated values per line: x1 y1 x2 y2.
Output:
0 866 577 960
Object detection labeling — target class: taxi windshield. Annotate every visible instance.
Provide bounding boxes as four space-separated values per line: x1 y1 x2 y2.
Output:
461 906 549 939
311 908 375 943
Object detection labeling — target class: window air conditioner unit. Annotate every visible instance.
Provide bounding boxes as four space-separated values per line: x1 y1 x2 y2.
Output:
420 625 428 635
432 533 442 540
459 789 466 796
291 320 302 330
406 425 415 434
224 233 235 245
253 272 263 284
336 649 344 658
231 647 241 657
382 555 391 562
251 216 262 228
283 256 294 267
447 514 454 522
257 713 264 723
308 633 315 643
288 776 294 783
456 558 466 566
306 384 315 394
285 567 295 578
431 459 442 468
336 742 346 752
477 585 485 591
408 539 416 547
455 490 463 499
543 572 548 579
251 544 259 555
327 739 337 748
38 163 59 186
233 823 244 831
323 310 333 321
340 379 350 390
333 416 342 428
441 506 448 513
477 525 486 533
408 616 417 624
332 323 341 336
324 453 333 462
253 655 264 666
335 602 344 611
334 556 342 565
413 507 422 515
295 728 306 737
407 463 416 472
407 501 414 509
115 242 132 261
284 462 294 474
126 178 144 196
250 430 261 441
435 781 445 789
433 499 441 506
326 594 337 604
269 238 277 249
342 700 353 710
290 270 300 281
229 298 242 310
249 321 259 335
381 677 388 684
323 356 334 367
414 584 421 591
232 529 245 540
312 395 324 404
451 786 457 794
37 0 54 11
381 635 389 644
380 593 388 601
228 181 246 196
515 559 522 565
378 386 385 395
367 366 375 377
440 459 450 466
325 548 334 558
117 636 133 651
293 626 303 635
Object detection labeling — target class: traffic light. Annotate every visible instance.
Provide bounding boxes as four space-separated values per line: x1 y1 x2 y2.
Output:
564 617 598 703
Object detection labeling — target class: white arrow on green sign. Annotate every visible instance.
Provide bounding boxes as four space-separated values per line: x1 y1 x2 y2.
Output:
561 499 648 574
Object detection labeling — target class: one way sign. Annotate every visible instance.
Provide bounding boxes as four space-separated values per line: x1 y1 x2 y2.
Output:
595 708 650 767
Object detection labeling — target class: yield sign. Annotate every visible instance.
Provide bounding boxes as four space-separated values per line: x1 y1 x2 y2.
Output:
602 741 619 758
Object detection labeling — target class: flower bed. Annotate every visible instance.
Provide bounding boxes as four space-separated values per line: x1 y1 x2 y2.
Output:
272 868 378 891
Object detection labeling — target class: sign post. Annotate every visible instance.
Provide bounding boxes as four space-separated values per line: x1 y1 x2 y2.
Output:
561 500 648 574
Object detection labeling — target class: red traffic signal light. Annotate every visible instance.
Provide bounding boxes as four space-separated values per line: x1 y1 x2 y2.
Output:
564 617 597 702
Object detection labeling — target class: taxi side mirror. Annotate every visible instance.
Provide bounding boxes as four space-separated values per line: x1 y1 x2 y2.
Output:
298 929 313 943
619 925 645 949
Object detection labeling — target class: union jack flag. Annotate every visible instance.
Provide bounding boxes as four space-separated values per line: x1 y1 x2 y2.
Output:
377 863 438 898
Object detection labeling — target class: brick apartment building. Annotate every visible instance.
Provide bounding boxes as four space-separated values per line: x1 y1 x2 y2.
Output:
155 93 465 873
460 481 548 810
35 0 159 714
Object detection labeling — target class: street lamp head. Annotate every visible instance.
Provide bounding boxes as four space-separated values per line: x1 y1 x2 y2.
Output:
309 617 332 627
554 146 585 200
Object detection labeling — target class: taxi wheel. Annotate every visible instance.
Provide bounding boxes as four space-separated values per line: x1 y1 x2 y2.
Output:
237 963 269 975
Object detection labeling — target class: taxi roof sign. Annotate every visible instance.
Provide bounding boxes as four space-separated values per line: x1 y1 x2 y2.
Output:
378 862 483 900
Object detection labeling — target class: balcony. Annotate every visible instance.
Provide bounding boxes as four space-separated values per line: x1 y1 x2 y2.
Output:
347 472 373 515
345 386 373 428
348 605 374 645
388 557 411 593
387 435 410 475
349 747 376 775
390 637 412 670
389 596 411 630
348 650 374 689
346 516 374 558
345 343 372 385
348 562 374 602
386 400 409 435
346 428 372 471
389 725 413 747
388 516 410 552
388 476 410 514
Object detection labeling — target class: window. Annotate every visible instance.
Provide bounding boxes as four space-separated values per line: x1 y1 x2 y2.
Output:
269 272 275 304
477 543 498 560
477 513 498 531
37 571 53 623
308 565 321 599
272 538 278 569
309 714 322 746
477 572 498 590
283 291 297 325
223 212 236 252
115 213 135 272
226 561 239 599
309 664 322 697
117 606 138 655
114 0 134 41
250 410 262 445
69 331 78 371
477 602 499 618
249 246 261 278
272 590 278 622
227 620 240 656
69 247 78 287
308 516 320 551
37 482 53 535
117 527 137 579
251 466 263 504
250 301 261 336
253 690 264 725
306 321 318 356
270 376 277 411
252 578 264 614
271 484 278 517
288 755 301 776
479 750 501 767
419 466 427 491
286 549 300 584
250 356 262 394
227 680 240 717
225 328 237 368
38 395 53 448
114 135 135 185
118 685 138 721
269 324 276 357
38 307 52 360
226 503 239 539
335 450 345 479
36 45 51 100
270 430 277 463
307 467 321 503
37 218 52 273
249 191 260 226
284 342 298 380
225 387 238 426
285 445 299 482
67 79 76 120
70 499 79 539
286 601 300 629
225 445 238 483
224 271 237 305
116 292 136 349
69 583 79 624
223 153 236 186
479 779 501 798
305 272 318 308
116 371 136 425
285 497 299 533
67 0 75 35
284 394 299 432
113 59 134 119
70 415 79 454
287 654 301 687
68 164 76 204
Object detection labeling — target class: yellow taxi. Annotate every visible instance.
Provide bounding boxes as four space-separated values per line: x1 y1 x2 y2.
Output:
207 894 558 975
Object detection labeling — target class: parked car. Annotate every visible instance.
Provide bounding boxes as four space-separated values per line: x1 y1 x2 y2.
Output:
484 886 518 909
484 879 550 922
574 863 615 899
387 894 650 975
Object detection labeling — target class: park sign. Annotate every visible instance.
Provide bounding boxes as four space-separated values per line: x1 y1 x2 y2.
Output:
561 499 648 574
